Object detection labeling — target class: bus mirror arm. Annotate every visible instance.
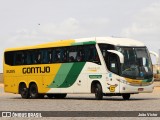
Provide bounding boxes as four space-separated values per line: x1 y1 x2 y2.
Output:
107 50 124 64
149 51 159 65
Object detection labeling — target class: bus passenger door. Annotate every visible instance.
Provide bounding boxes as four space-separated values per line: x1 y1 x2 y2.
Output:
106 53 120 93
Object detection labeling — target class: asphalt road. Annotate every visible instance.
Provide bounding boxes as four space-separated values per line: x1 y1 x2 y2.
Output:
0 84 160 119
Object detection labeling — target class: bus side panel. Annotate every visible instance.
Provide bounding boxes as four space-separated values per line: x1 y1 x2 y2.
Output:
3 64 17 93
72 62 105 94
72 74 89 93
104 73 121 94
4 76 17 93
42 75 57 93
42 63 62 93
4 66 27 94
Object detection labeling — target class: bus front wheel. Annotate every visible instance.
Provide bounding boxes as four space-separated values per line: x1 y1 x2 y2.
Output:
19 83 30 99
122 94 130 100
95 83 103 100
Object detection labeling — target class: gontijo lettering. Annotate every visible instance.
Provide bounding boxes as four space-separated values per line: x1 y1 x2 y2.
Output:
22 66 50 74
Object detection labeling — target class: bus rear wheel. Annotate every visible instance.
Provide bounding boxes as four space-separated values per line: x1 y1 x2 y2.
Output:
29 83 39 99
19 83 29 99
122 94 130 100
95 83 103 100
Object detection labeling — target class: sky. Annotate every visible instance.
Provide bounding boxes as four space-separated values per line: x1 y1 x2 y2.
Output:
0 0 160 72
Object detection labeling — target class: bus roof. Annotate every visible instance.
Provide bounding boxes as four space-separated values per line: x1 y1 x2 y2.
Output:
75 37 145 46
5 37 145 51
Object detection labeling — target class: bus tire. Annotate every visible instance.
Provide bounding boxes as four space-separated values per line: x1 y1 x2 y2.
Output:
122 94 130 100
95 83 103 100
29 83 39 99
19 83 30 99
53 94 67 99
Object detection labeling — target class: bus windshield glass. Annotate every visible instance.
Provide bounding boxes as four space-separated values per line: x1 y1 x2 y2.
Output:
116 47 153 79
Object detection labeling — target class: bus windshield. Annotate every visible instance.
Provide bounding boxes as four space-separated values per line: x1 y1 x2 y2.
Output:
116 47 153 79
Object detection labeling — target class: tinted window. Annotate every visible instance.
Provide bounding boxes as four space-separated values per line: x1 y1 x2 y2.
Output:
4 51 14 66
77 46 85 62
86 45 100 63
99 44 119 74
4 44 101 66
69 47 77 62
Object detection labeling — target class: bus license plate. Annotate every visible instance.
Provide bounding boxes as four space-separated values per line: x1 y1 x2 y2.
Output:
138 88 144 91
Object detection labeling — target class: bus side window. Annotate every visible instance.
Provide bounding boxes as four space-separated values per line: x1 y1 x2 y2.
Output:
15 52 24 65
54 48 61 63
77 46 85 62
29 50 38 64
26 51 32 65
69 47 77 62
84 45 89 61
84 45 100 64
41 49 48 64
51 49 56 63
22 51 27 65
48 49 52 63
90 45 100 64
4 51 14 66
61 48 68 63
88 45 94 62
36 50 42 64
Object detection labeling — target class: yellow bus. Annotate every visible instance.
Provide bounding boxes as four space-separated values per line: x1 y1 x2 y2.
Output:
4 37 154 100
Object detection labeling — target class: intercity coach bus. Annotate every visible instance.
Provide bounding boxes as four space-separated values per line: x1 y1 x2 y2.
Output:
4 37 154 100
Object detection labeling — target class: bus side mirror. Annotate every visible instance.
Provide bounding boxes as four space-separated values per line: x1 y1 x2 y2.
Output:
107 50 124 63
149 51 159 65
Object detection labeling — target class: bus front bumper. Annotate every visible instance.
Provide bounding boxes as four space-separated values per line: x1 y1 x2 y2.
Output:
119 83 154 94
